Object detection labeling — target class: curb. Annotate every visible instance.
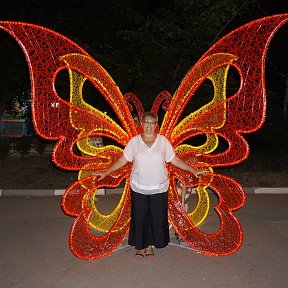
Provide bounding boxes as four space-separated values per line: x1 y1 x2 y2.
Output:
0 188 106 196
0 187 288 196
254 187 288 194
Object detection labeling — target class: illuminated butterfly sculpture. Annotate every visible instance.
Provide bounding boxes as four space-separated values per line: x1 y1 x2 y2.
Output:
0 14 287 259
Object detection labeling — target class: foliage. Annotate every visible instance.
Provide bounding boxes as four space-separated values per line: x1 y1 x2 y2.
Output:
0 29 30 120
15 136 32 159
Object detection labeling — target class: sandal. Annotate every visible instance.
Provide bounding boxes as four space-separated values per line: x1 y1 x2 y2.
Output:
145 246 154 259
135 249 145 259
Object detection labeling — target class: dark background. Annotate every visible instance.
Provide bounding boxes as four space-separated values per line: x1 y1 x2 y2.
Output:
0 0 288 173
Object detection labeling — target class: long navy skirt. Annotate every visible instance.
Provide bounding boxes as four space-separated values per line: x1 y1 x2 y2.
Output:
128 190 170 250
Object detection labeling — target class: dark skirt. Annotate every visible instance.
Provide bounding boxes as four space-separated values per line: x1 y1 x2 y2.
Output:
128 190 170 250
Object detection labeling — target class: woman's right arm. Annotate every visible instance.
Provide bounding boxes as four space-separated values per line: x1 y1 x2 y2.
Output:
95 154 128 180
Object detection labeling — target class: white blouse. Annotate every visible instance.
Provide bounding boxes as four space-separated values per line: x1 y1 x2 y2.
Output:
123 134 175 194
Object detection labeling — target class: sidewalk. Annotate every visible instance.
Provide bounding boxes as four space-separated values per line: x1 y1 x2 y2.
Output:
0 194 287 288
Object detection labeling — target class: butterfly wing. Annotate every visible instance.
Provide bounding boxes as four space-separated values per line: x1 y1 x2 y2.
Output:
160 14 288 255
0 21 137 259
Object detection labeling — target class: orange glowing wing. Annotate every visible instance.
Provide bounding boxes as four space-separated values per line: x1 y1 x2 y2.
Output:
0 21 137 259
160 14 288 255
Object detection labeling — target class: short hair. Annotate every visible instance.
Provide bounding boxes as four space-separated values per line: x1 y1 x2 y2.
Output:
140 111 158 122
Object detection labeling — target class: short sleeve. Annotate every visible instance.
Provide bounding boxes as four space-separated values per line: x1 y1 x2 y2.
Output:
163 136 175 162
123 138 134 162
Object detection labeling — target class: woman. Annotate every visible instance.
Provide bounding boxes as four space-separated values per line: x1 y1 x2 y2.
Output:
96 112 203 259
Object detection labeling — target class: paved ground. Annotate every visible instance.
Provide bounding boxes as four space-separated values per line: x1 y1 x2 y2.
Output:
0 194 288 288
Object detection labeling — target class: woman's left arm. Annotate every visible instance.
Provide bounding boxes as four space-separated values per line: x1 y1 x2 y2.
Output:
170 155 204 177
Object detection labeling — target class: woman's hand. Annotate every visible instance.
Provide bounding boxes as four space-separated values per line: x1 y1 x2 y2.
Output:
93 154 129 180
171 155 209 178
192 168 209 178
94 171 109 180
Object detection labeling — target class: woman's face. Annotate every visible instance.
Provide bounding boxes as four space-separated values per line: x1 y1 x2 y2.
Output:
141 115 157 134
